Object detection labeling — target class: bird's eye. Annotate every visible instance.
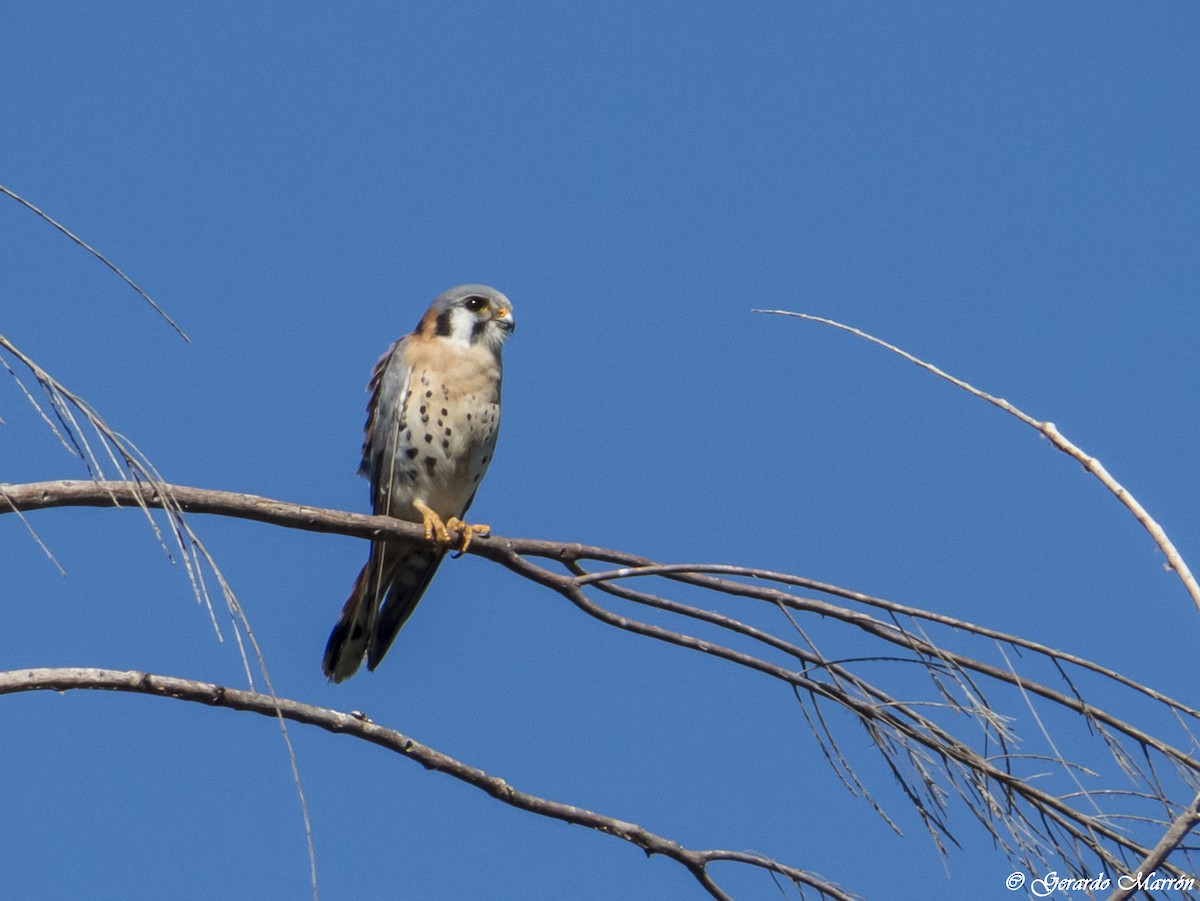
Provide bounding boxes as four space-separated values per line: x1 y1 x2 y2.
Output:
464 296 488 313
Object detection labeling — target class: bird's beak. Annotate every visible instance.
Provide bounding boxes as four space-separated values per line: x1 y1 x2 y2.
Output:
495 307 515 332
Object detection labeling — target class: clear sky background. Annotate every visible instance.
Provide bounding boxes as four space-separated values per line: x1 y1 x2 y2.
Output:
3 4 1199 900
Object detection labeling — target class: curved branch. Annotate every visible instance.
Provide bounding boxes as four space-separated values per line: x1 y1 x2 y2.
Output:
753 309 1200 616
1109 790 1200 901
752 309 1200 885
6 481 1197 771
7 479 1200 884
0 667 855 901
0 185 188 341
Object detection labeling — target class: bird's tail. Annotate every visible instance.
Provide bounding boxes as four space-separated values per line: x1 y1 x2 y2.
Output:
368 543 444 671
323 549 391 682
322 540 443 682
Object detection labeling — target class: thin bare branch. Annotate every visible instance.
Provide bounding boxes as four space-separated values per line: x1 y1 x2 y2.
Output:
0 667 856 901
1108 791 1200 901
6 479 1200 887
755 307 1200 885
0 342 315 896
0 485 66 576
0 185 189 341
752 309 1200 616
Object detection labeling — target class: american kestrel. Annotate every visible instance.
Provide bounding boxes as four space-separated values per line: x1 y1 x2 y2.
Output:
322 284 515 682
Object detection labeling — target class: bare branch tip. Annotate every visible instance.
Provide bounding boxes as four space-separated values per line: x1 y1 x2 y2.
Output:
1 183 191 343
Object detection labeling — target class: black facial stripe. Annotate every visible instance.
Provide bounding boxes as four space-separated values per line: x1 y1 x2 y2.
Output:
435 309 453 337
471 319 488 341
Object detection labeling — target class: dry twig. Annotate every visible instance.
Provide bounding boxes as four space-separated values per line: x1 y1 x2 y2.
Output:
0 667 856 901
5 479 1200 894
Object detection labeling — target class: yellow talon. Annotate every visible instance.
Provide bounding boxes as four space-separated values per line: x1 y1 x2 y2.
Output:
412 499 452 544
446 517 490 556
412 501 489 555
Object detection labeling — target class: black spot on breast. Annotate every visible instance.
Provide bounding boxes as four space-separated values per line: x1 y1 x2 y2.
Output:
425 390 433 399
424 434 433 443
405 447 419 459
405 467 418 480
442 439 450 450
440 408 448 417
424 456 438 474
444 427 452 436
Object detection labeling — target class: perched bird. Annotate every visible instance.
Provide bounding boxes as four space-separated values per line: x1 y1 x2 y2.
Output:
323 284 515 682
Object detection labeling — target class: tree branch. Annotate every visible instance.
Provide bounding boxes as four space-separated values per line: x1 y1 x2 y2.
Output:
753 309 1200 616
0 667 855 901
0 185 188 341
7 478 1200 888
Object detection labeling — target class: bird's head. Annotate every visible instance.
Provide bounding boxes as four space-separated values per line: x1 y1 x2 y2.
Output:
418 284 515 352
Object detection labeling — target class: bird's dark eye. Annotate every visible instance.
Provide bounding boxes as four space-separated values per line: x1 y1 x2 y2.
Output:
464 296 488 313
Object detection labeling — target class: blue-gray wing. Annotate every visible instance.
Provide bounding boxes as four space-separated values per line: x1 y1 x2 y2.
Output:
323 334 446 681
358 336 413 515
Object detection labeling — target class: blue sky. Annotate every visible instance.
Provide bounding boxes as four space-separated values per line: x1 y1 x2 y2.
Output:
3 4 1199 899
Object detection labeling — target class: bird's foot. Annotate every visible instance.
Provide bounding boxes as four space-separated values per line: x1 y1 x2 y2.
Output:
412 499 453 544
411 501 489 556
446 517 490 557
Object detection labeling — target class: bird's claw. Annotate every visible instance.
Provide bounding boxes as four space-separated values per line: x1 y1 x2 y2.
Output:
413 499 453 543
412 500 489 556
446 517 490 557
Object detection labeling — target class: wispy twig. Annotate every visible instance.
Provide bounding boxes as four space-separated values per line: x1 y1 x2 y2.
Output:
0 184 189 342
752 309 1200 615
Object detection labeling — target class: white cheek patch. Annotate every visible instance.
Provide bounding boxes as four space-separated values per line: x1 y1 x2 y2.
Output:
436 307 473 345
